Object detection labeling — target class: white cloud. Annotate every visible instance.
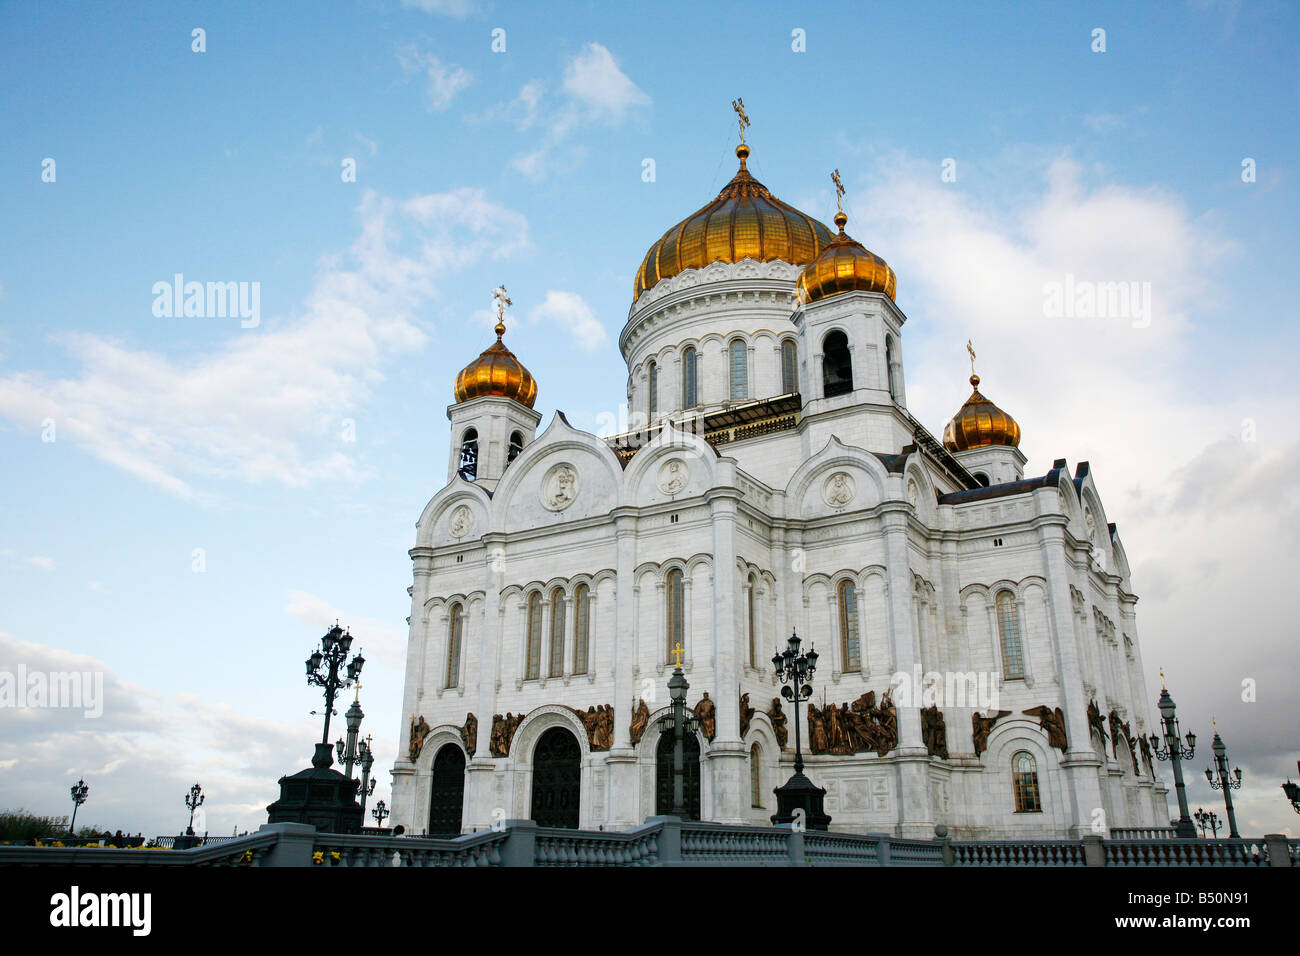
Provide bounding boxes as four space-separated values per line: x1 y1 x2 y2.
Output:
283 590 406 669
22 556 55 571
88 581 109 595
0 189 528 501
562 43 650 124
401 0 474 16
528 291 608 353
397 44 472 111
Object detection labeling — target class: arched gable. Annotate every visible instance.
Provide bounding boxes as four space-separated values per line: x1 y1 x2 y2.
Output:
785 435 889 518
415 480 493 549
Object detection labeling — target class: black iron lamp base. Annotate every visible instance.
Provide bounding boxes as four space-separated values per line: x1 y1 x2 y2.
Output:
770 772 832 831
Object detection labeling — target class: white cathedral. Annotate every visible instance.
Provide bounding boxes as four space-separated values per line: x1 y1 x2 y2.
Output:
389 129 1170 840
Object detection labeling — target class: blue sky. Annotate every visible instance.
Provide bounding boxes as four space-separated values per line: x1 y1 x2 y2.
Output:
1 0 1297 836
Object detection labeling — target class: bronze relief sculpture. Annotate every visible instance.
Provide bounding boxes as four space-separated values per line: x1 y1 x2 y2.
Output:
409 715 431 762
804 689 897 757
693 692 716 742
921 705 948 759
768 698 788 749
572 704 615 751
629 698 650 746
971 709 1012 757
490 711 525 758
1087 699 1108 747
739 692 755 739
460 712 477 758
1023 705 1068 752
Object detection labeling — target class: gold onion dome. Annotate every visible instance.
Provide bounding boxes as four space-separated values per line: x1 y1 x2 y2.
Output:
633 143 837 302
796 210 897 305
942 374 1021 451
453 319 538 408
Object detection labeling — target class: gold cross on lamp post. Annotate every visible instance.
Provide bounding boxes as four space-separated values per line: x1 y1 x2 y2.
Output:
671 641 685 669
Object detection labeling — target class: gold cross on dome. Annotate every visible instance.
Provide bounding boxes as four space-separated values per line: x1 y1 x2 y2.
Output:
492 284 512 336
831 169 844 213
966 339 977 376
732 98 750 145
670 641 685 668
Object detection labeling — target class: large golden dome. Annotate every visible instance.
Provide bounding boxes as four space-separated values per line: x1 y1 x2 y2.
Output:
453 320 537 408
942 375 1021 451
796 211 897 304
633 144 836 302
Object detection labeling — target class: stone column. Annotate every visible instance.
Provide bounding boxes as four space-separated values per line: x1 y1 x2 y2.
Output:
882 503 933 838
1035 497 1105 837
604 510 640 828
705 484 747 823
465 534 505 830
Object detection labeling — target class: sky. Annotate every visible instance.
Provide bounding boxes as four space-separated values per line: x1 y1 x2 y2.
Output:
1 0 1297 838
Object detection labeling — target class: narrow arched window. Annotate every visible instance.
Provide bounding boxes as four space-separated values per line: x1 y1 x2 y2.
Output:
682 346 698 408
573 583 590 675
647 360 658 419
458 428 478 481
838 579 861 673
445 603 463 689
1012 751 1042 812
747 575 758 668
750 743 763 808
525 592 543 680
548 587 566 678
822 331 852 397
666 568 685 662
996 590 1025 680
886 335 900 401
781 340 798 394
507 431 524 463
729 339 748 401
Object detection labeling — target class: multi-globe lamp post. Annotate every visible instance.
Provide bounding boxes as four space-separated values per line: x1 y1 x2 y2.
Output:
1203 722 1242 838
1282 762 1300 815
1147 673 1197 839
184 783 205 835
68 779 89 836
769 630 830 830
371 800 389 829
1193 807 1221 839
306 624 365 766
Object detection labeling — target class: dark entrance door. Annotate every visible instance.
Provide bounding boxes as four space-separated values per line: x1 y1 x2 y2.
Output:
655 727 701 820
530 727 581 828
427 744 465 836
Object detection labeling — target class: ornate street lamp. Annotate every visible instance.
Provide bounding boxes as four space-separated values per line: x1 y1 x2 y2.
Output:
306 623 365 767
357 736 377 815
68 779 89 836
1282 762 1300 814
371 799 389 828
769 630 830 830
335 685 366 781
1193 807 1221 839
659 642 700 818
184 783 205 836
1147 671 1196 839
1203 721 1242 838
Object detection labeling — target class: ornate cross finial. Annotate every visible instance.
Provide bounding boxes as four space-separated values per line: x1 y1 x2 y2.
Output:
831 169 845 213
670 641 685 668
966 339 977 376
732 97 750 145
492 284 512 338
353 680 362 702
1160 666 1166 690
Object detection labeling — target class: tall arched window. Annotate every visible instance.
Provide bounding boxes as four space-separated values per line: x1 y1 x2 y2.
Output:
525 592 543 680
838 579 861 673
682 346 698 408
666 568 685 662
747 574 758 668
822 331 852 397
750 743 763 808
781 340 798 394
458 428 478 481
445 603 463 689
573 583 590 675
1012 751 1042 812
729 339 747 401
996 590 1025 680
507 431 524 463
548 587 566 678
647 359 658 419
885 335 900 401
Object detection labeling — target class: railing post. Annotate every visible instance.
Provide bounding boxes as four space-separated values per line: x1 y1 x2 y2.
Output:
935 825 954 866
786 827 805 867
498 820 537 867
875 836 891 866
1081 835 1106 867
646 815 681 866
1264 834 1292 867
255 823 316 867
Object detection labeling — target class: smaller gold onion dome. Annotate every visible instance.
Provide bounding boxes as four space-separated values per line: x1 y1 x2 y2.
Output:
796 211 897 305
942 374 1021 451
453 319 538 408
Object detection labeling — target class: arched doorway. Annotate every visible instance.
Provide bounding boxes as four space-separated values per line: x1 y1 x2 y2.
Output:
655 727 701 820
530 727 581 829
427 744 465 836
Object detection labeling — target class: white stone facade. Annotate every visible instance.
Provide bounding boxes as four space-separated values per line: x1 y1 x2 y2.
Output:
390 256 1170 840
